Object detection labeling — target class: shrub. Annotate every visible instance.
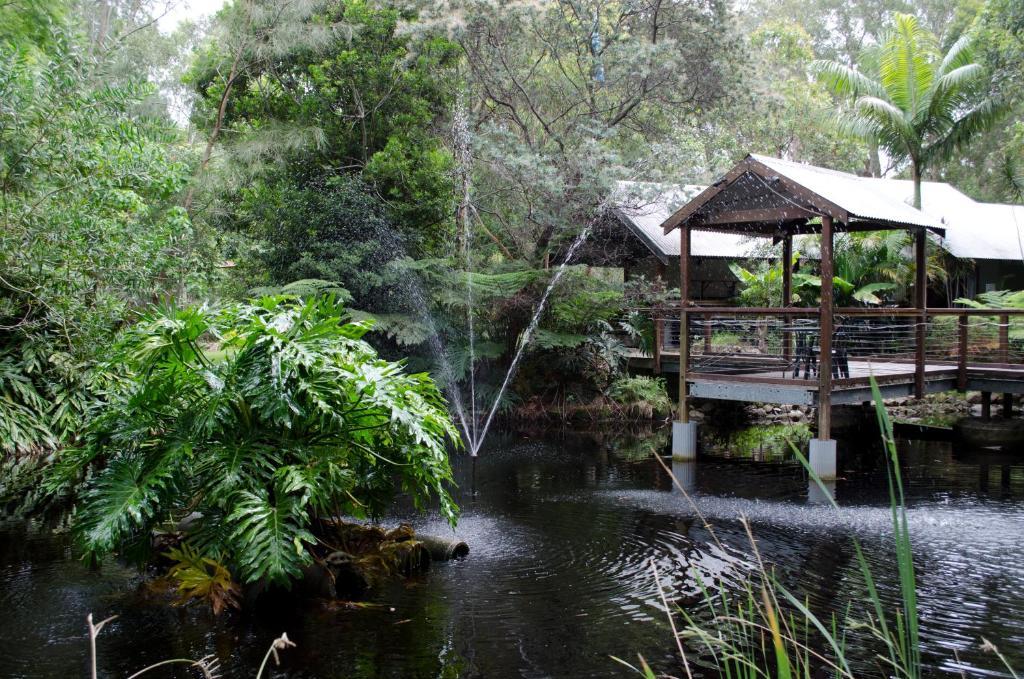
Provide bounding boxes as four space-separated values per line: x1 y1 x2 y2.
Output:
608 375 672 420
47 296 460 587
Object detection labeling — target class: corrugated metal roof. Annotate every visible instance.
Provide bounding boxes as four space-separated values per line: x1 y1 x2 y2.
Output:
613 181 813 261
867 179 1024 261
749 154 946 231
634 154 1023 262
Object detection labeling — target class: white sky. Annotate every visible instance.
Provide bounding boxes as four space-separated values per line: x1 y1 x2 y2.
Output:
157 0 228 33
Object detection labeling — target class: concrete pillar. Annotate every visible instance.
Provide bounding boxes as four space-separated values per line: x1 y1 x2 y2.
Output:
807 479 836 505
671 459 697 495
672 421 698 461
809 438 837 481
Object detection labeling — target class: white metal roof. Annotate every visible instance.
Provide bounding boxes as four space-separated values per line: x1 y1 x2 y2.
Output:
622 155 1023 263
748 154 946 231
866 178 1024 261
613 181 806 261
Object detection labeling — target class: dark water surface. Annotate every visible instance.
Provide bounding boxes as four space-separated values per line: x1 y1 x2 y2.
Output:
1 427 1022 678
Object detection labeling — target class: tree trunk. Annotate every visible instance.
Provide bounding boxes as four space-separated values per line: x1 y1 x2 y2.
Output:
868 139 882 177
182 45 244 214
911 161 922 209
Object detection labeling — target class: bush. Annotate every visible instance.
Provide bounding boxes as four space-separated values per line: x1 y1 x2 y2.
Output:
608 375 672 420
47 296 460 587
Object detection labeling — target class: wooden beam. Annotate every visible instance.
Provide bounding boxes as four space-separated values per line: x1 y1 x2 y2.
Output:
694 207 816 226
1000 313 1010 364
782 233 793 365
957 314 968 390
914 228 927 399
679 226 691 423
653 314 663 375
818 214 834 441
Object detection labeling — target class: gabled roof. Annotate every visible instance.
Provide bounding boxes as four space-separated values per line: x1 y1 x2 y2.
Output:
612 181 816 263
661 154 946 236
614 155 1024 263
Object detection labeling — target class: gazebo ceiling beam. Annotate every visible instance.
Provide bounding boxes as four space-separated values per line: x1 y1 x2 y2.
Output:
693 207 817 226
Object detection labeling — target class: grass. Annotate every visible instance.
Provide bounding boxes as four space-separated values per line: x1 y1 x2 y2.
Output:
618 376 1019 679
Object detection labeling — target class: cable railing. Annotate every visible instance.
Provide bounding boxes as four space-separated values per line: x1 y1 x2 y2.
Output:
629 306 1024 389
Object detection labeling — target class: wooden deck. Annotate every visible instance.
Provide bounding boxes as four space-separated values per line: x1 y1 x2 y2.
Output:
628 351 1024 406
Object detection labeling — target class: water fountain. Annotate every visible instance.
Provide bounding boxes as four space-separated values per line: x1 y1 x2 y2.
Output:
440 102 614 456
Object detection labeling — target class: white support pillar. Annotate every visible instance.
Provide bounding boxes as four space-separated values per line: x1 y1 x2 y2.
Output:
807 480 836 505
672 421 698 461
672 459 697 495
808 438 837 481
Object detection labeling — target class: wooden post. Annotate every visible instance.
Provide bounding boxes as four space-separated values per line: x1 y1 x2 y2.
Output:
703 314 712 353
999 313 1010 364
782 232 793 365
982 391 991 419
653 310 662 374
914 228 927 398
1003 393 1013 419
679 226 691 423
957 314 968 390
818 215 834 441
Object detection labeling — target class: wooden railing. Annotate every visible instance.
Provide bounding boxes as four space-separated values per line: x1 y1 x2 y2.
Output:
630 305 1024 391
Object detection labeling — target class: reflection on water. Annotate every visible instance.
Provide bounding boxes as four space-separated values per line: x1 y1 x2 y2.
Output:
0 427 1021 678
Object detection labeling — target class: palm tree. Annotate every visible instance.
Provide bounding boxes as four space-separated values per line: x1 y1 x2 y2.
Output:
814 14 1004 208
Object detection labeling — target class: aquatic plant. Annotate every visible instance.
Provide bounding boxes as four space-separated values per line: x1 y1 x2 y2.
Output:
86 612 293 679
47 295 459 590
623 376 1018 678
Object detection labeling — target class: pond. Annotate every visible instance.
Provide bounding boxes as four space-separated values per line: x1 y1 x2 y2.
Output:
1 426 1022 678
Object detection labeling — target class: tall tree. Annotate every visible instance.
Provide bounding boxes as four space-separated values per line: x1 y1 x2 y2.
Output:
815 13 1004 208
937 0 1024 202
445 0 740 263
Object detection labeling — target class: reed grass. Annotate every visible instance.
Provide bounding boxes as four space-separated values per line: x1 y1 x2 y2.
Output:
622 376 1017 678
86 612 293 679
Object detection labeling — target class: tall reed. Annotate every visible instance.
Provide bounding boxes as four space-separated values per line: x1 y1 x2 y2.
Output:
621 376 1016 678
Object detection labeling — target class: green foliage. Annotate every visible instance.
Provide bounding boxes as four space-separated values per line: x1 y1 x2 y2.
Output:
166 543 242 615
50 296 459 587
0 37 215 455
954 289 1024 339
608 376 672 420
249 279 352 304
190 0 459 257
730 255 830 306
238 174 392 306
955 288 1024 308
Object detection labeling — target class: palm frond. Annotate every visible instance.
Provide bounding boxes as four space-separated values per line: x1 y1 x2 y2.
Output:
854 96 917 156
877 13 936 117
925 96 1009 162
937 34 973 76
811 60 885 99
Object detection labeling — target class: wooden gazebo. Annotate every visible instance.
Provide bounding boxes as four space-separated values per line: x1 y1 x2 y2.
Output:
658 154 1024 478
